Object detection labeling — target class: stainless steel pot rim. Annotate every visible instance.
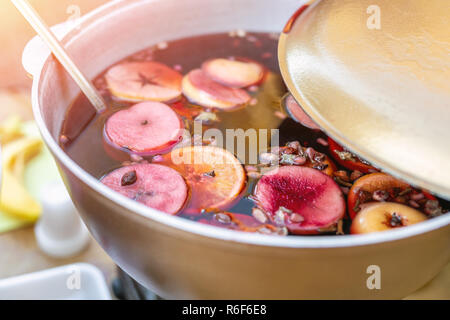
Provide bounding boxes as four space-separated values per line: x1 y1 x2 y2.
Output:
31 0 450 249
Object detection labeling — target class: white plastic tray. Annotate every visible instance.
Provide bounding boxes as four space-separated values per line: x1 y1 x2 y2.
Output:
0 263 111 300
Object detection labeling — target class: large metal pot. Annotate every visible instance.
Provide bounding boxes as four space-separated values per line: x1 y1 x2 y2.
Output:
23 0 450 299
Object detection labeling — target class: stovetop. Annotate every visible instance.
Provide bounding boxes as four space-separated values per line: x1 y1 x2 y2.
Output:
112 268 162 300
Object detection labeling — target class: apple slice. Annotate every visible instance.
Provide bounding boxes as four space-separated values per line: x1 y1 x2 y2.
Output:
182 69 251 110
350 202 427 234
101 163 188 215
283 94 321 130
254 166 345 235
104 101 183 156
202 58 265 88
105 61 183 102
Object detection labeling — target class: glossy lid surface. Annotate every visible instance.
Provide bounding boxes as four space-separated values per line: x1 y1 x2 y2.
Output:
279 0 450 199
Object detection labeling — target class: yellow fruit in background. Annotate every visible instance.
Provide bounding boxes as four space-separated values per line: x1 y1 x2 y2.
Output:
3 137 42 176
0 170 41 221
0 136 43 221
0 115 23 144
12 152 25 178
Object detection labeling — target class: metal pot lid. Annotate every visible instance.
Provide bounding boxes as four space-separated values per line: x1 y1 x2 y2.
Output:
278 0 450 199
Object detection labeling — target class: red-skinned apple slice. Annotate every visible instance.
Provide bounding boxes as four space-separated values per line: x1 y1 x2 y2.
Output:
202 58 265 88
101 163 188 215
182 69 251 110
254 166 345 235
350 202 427 234
283 94 321 130
104 101 183 156
105 61 182 102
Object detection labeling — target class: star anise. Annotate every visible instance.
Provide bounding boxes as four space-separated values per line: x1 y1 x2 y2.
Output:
137 73 158 87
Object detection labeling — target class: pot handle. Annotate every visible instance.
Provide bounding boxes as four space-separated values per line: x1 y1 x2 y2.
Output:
22 21 75 78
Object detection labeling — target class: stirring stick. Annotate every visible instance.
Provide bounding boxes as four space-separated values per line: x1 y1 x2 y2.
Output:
11 0 107 113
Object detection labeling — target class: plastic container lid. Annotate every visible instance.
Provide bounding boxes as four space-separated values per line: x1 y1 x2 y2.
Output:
279 0 450 199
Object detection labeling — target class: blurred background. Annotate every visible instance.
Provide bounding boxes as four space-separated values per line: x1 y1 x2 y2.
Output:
0 0 115 297
0 0 107 89
1 0 108 121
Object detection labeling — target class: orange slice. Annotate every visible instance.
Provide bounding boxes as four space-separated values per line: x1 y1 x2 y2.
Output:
161 146 246 214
